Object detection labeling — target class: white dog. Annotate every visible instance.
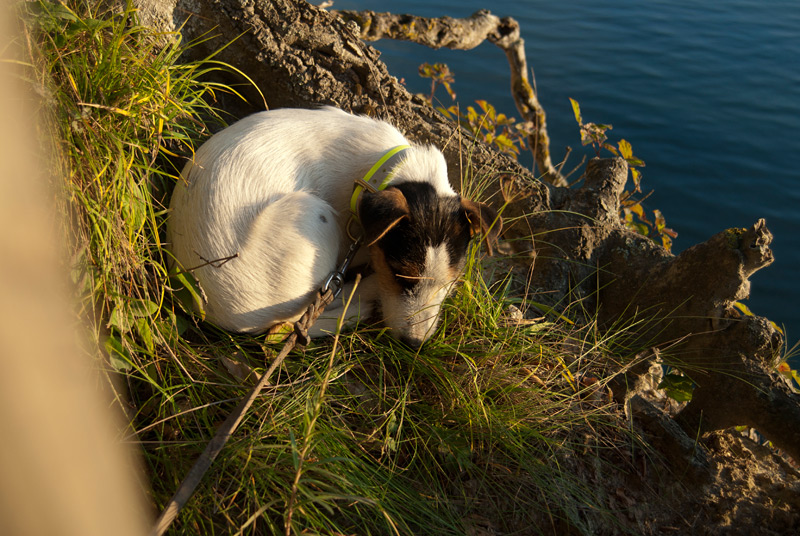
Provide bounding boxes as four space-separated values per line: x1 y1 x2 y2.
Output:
167 107 500 347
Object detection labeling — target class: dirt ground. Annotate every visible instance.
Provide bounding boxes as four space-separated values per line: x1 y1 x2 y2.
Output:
572 387 800 535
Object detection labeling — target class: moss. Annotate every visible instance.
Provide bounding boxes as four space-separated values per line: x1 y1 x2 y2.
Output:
395 20 418 40
725 227 747 249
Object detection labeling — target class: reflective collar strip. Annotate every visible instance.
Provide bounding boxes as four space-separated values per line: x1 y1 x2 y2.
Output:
349 144 410 221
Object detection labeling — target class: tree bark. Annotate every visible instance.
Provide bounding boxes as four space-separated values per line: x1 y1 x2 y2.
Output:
134 0 797 462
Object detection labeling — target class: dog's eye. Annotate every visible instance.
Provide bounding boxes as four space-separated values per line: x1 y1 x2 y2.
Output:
385 258 424 291
393 272 419 291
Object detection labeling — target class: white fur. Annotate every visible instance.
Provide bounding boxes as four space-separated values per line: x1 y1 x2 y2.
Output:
380 244 456 347
167 107 457 340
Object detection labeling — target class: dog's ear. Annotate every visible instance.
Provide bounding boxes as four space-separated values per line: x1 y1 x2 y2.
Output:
359 187 410 246
461 198 502 255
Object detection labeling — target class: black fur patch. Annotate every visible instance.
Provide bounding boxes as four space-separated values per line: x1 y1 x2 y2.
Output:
374 182 471 287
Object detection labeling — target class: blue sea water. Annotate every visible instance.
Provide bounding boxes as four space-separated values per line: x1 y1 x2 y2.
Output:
339 0 800 360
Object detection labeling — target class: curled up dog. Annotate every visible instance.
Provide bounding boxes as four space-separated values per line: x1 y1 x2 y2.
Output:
167 107 501 347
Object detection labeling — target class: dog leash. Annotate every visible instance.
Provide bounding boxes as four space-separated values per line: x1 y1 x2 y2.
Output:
152 148 409 536
151 245 363 536
321 237 361 302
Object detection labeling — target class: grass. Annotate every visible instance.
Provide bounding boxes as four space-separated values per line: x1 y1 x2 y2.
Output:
21 1 649 534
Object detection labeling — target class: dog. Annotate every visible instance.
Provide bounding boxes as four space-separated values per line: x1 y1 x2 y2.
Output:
167 107 501 347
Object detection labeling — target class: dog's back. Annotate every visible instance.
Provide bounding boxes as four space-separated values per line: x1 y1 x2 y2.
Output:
168 108 446 333
171 107 412 235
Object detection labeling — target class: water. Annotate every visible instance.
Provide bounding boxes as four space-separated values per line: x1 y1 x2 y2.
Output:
337 0 800 358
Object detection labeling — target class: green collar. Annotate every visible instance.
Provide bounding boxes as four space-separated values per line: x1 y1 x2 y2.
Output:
349 144 410 222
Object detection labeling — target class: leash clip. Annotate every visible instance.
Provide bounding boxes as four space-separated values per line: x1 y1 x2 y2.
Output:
322 238 362 298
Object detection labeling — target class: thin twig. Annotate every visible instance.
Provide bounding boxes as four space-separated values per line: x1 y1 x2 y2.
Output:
187 251 239 271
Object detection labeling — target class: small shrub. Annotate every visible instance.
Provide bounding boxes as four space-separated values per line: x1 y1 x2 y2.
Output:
419 62 531 158
570 98 677 251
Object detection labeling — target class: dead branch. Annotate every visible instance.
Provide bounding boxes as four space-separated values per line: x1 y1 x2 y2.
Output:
334 9 568 187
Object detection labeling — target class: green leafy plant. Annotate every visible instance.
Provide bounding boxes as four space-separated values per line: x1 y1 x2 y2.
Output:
418 61 456 103
657 372 694 402
569 98 677 252
418 62 531 157
440 99 532 157
569 98 614 158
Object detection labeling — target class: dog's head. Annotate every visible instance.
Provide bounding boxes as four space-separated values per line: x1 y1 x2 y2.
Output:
359 181 501 348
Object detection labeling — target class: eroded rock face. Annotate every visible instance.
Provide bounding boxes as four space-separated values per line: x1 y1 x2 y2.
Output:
500 155 795 462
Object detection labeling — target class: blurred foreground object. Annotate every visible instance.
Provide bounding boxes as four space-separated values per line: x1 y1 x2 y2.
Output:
0 4 149 535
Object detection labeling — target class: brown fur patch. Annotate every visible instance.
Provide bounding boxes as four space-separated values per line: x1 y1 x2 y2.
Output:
368 243 404 300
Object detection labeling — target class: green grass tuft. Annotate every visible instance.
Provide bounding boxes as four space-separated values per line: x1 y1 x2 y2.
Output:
24 0 236 375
